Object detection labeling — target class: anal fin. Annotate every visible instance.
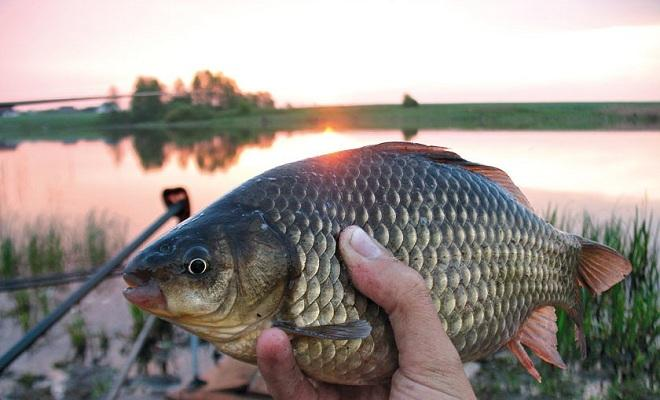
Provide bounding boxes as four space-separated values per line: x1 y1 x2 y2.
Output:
507 340 542 382
507 306 566 382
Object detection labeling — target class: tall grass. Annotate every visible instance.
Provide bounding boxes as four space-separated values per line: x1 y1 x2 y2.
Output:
0 211 126 331
548 210 658 397
0 211 126 278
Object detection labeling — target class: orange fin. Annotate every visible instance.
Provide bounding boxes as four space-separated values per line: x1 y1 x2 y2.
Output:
577 237 631 295
507 340 542 382
508 306 566 382
457 163 533 210
369 142 533 210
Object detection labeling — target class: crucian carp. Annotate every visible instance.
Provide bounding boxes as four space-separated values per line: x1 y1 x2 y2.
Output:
123 142 631 384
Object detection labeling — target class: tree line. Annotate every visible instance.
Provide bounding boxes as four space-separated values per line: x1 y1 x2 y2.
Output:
127 70 275 122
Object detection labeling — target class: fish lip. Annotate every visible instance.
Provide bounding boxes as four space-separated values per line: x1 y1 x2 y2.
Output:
123 271 145 288
123 280 169 314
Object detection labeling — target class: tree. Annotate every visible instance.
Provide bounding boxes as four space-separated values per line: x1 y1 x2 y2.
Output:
107 86 119 108
246 91 275 109
190 70 241 109
131 77 164 121
170 78 191 105
191 70 213 106
402 93 419 107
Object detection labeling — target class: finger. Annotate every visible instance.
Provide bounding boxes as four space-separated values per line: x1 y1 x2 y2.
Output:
338 226 463 375
256 328 319 400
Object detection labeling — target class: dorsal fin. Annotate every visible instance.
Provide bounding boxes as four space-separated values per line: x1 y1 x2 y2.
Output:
369 142 533 210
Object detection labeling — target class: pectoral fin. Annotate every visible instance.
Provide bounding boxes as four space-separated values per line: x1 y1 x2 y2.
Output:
273 319 372 340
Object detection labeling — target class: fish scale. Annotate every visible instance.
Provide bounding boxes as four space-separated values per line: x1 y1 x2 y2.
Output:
124 142 630 386
225 146 580 384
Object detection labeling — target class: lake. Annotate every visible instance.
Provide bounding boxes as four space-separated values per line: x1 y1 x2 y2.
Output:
1 129 659 236
1 128 659 395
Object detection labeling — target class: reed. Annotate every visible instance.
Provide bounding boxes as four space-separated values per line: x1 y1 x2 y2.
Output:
0 211 126 332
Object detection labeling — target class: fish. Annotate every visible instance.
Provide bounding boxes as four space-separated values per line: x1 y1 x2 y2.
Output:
122 142 631 385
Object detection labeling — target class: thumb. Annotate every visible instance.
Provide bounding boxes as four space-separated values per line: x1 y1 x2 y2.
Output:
339 226 469 389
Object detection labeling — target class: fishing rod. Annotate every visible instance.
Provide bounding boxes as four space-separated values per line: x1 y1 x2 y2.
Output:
0 91 164 108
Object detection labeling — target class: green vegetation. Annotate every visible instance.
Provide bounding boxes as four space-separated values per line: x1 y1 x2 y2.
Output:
1 68 658 137
0 212 126 278
128 304 174 375
402 93 419 107
0 111 102 139
474 210 659 399
163 103 213 123
67 313 88 362
0 212 126 331
130 77 165 122
127 69 274 123
1 102 658 139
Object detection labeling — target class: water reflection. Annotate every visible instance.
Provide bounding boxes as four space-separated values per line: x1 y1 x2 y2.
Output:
402 128 418 140
133 130 169 169
105 128 280 173
0 128 658 237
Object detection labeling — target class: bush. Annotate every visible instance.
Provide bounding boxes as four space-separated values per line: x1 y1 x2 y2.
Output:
163 104 213 123
237 99 252 116
402 93 419 107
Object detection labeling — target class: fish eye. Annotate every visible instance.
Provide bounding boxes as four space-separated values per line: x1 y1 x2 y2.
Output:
188 258 208 275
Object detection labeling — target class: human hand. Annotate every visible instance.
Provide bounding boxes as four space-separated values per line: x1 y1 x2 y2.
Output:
256 225 476 399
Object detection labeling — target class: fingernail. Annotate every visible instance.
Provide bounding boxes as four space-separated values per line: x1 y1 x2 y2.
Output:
349 227 382 259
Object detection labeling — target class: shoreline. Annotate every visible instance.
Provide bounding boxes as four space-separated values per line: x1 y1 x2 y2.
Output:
1 102 659 140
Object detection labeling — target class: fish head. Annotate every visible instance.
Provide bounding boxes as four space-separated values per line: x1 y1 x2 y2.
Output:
123 207 292 342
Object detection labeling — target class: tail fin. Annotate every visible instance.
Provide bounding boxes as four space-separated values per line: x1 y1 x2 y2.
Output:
571 237 631 358
576 237 632 295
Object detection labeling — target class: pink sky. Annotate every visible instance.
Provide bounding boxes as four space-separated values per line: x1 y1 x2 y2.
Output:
1 0 659 106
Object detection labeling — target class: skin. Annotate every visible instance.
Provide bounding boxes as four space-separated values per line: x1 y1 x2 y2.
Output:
256 226 476 400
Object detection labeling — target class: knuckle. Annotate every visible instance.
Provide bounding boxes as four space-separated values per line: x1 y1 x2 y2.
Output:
400 267 427 292
389 269 431 312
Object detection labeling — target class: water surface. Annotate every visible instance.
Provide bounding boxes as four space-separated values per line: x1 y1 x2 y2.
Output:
1 129 658 236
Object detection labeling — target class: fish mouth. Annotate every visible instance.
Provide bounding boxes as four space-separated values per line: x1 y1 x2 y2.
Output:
123 278 169 315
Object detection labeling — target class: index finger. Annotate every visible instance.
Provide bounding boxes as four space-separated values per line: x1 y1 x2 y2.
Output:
256 328 320 400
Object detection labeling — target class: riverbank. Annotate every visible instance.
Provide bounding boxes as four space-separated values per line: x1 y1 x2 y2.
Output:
1 102 659 140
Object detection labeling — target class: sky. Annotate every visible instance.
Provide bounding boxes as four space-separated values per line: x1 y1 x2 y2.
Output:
1 0 659 106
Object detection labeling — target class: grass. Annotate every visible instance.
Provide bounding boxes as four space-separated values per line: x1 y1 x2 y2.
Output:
474 210 659 399
200 102 660 131
67 313 88 362
0 211 126 331
128 303 175 374
0 111 103 139
1 102 659 139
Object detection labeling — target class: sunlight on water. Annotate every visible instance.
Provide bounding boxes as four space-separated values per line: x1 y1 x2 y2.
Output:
0 130 658 236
